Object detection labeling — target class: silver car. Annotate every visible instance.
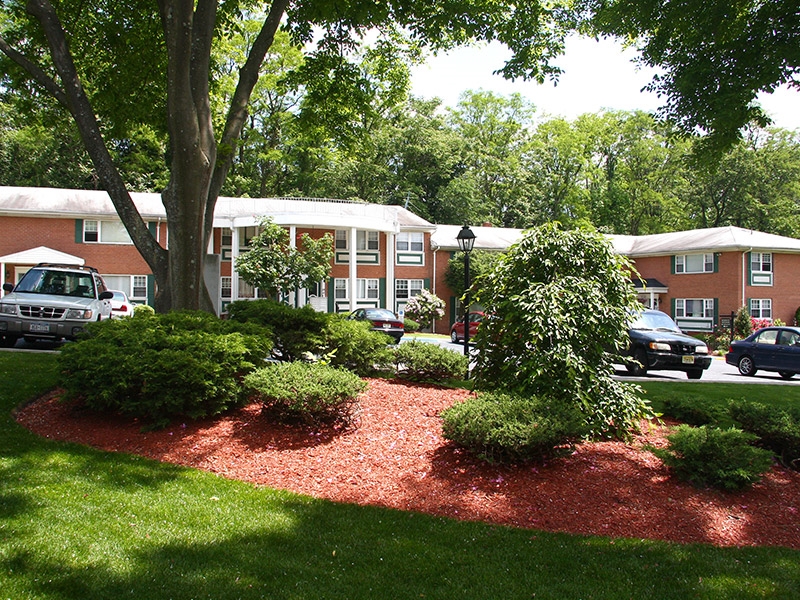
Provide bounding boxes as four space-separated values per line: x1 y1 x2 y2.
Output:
0 263 113 347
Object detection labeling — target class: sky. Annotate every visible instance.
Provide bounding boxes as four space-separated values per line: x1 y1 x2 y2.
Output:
410 36 799 131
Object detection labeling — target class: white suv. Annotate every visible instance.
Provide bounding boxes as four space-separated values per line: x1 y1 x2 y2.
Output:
0 263 113 347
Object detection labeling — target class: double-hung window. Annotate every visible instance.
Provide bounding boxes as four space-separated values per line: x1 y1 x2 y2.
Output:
750 252 773 286
83 220 132 244
396 232 424 252
396 279 424 299
749 298 772 320
334 230 379 251
675 298 714 318
674 253 714 274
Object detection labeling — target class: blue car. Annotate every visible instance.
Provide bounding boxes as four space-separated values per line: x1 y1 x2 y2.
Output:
725 326 800 380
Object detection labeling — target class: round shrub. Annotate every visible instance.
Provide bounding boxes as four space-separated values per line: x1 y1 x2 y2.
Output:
393 340 468 382
58 312 271 426
730 400 800 470
441 391 588 464
244 362 368 426
653 425 774 491
323 317 394 376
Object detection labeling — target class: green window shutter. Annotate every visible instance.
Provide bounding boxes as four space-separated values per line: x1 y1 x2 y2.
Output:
379 278 386 308
670 298 676 318
746 297 752 315
75 219 83 243
148 221 157 235
147 275 155 306
670 255 676 275
423 278 431 289
746 252 752 286
713 253 719 273
328 278 335 313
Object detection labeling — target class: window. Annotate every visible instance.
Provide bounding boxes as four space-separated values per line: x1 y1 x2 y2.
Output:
675 298 714 318
357 278 379 300
220 277 232 299
334 279 348 299
132 276 147 300
83 220 133 244
675 253 714 274
751 252 772 273
749 298 772 319
396 232 424 252
396 279 424 299
334 230 379 251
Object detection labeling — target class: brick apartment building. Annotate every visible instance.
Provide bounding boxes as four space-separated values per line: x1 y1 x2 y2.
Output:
2 186 800 335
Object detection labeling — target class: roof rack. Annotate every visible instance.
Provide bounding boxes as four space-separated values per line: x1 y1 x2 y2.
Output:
33 263 99 274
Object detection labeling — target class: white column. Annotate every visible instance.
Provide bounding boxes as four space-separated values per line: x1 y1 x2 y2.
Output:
349 227 358 311
386 232 395 312
231 226 240 302
289 226 297 307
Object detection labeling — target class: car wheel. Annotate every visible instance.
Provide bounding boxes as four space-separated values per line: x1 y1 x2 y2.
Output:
686 369 703 380
0 335 19 348
626 348 648 376
450 330 459 343
737 355 757 376
779 371 795 380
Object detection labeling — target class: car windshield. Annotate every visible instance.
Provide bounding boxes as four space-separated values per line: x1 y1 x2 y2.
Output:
630 311 681 333
14 268 95 298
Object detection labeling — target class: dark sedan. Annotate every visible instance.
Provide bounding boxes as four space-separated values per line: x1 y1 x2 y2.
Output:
725 326 800 380
347 308 404 343
626 309 712 379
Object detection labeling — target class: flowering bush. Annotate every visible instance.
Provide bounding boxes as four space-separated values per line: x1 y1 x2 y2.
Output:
403 289 445 330
751 318 772 332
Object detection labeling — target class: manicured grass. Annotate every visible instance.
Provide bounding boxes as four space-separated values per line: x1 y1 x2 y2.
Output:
1 352 799 599
638 380 800 428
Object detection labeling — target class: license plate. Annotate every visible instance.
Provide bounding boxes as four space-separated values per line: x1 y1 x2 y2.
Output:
29 323 51 333
681 355 695 364
383 323 391 329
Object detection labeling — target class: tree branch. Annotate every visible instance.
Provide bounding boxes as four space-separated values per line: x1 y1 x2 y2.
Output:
0 33 69 107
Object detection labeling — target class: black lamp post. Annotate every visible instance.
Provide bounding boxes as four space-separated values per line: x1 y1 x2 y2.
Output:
456 224 476 376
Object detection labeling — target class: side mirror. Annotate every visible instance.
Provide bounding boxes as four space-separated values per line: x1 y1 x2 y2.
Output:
99 291 114 300
2 283 13 293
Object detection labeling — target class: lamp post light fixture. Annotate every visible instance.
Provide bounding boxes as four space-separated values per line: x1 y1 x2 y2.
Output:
456 224 476 377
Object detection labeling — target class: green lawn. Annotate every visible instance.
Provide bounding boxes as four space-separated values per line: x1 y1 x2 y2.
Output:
1 352 798 599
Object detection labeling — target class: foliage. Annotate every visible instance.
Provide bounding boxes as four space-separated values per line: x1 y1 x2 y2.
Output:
581 0 800 155
661 396 728 427
796 305 800 327
58 312 270 426
402 289 445 330
393 340 468 382
234 217 333 298
322 317 395 377
445 250 503 298
652 425 773 491
244 362 367 426
700 329 731 355
730 400 800 470
403 317 420 333
733 306 753 339
226 299 328 362
441 391 588 464
132 303 155 316
472 223 652 438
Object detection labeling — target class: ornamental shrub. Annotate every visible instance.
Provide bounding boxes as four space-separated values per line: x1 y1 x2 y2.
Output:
733 306 753 339
441 391 588 464
227 299 329 361
244 362 368 426
393 340 468 382
471 223 652 438
58 312 270 427
652 425 773 491
730 400 800 470
662 395 728 427
403 289 445 331
322 317 394 376
403 318 420 333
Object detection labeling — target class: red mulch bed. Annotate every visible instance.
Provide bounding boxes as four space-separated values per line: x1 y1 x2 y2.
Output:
16 378 800 549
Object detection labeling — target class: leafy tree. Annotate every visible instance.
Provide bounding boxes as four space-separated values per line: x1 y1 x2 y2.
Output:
733 306 753 340
1 0 569 312
578 0 800 154
234 218 333 298
444 250 502 298
471 223 651 437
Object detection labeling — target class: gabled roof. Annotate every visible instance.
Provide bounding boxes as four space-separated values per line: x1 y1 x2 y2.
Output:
430 224 524 251
608 226 800 256
0 246 85 265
